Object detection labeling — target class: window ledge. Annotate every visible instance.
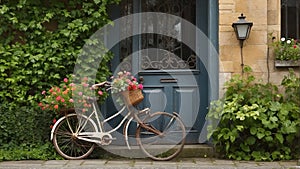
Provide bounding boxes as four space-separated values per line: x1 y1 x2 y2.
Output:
275 60 300 68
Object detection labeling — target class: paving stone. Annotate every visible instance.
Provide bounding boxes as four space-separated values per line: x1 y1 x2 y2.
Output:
65 160 85 166
43 160 69 165
132 159 153 166
82 160 107 165
213 159 236 165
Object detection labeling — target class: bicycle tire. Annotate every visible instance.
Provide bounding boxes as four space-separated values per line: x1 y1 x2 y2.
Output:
52 113 97 160
136 112 186 161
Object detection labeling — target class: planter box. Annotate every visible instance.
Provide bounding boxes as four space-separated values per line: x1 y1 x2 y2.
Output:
275 60 300 68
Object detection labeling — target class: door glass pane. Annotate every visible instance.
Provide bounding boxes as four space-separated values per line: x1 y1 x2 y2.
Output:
118 0 133 72
140 0 196 70
119 0 196 71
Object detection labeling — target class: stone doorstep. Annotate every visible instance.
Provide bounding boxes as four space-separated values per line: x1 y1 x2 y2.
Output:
178 144 215 158
96 144 215 159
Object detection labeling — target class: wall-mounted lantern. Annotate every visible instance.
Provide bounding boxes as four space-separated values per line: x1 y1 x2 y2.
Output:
232 13 253 73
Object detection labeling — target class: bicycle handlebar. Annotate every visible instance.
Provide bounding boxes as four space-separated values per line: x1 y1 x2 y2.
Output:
91 81 111 89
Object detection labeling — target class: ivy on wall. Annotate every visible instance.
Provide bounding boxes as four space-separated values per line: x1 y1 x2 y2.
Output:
0 0 119 107
0 0 120 160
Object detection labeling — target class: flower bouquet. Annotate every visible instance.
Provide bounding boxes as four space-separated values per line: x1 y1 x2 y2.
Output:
38 75 106 114
111 71 144 106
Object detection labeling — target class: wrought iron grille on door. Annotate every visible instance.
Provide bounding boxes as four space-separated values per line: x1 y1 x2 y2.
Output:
118 0 196 71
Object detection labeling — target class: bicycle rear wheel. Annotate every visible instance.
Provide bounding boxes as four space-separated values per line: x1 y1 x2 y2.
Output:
136 112 186 161
52 114 96 160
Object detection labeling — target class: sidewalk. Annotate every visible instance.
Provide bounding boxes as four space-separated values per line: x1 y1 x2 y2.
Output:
0 158 299 169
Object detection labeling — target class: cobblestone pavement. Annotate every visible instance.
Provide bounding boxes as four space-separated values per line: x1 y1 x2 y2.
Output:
0 158 299 169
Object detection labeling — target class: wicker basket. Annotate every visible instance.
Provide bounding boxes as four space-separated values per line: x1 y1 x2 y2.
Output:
121 89 144 106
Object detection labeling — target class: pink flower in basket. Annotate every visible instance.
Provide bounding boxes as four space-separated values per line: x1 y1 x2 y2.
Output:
111 71 144 105
111 71 143 94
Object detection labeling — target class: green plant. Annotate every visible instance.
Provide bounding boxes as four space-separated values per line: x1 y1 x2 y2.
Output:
281 69 300 106
0 143 62 161
207 66 300 161
273 37 300 61
0 105 62 161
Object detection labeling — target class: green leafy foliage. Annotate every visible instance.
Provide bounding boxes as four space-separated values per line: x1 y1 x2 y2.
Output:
207 66 300 161
0 143 62 161
281 69 300 105
0 0 120 160
0 105 61 160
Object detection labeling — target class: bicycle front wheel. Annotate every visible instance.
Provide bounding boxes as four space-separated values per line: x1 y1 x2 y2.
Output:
52 114 97 160
136 112 186 161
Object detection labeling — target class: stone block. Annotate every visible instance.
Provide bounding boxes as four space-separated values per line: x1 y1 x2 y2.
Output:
249 12 267 25
219 4 234 13
220 60 234 72
253 25 270 32
219 0 234 4
267 28 280 38
219 25 234 32
246 30 268 45
219 31 236 46
267 0 280 11
232 61 244 73
267 10 279 25
219 45 240 61
219 13 236 25
269 71 290 85
249 0 268 11
243 45 268 62
219 72 232 97
246 59 268 73
235 0 249 13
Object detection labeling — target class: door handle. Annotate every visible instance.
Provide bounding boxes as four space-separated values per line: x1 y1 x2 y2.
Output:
139 76 144 84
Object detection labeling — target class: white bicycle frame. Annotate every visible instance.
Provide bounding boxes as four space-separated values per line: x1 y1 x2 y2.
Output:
50 101 150 150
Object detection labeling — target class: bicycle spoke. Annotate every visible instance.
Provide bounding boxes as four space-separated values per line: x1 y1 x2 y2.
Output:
163 116 175 133
55 128 73 135
76 115 90 134
65 116 75 134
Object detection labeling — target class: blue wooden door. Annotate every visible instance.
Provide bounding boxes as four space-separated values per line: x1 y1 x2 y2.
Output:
108 0 210 143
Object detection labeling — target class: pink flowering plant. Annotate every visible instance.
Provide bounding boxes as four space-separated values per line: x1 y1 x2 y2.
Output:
111 71 143 104
111 71 143 93
39 75 106 114
273 37 300 61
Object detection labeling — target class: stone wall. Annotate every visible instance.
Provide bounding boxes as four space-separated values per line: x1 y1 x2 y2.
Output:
218 0 299 96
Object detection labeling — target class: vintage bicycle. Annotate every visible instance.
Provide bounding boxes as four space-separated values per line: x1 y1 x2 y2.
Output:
50 81 186 161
